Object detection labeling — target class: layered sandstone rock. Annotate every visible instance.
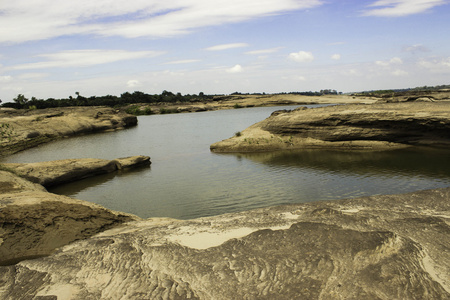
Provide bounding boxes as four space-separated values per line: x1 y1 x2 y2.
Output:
0 106 137 157
3 155 150 187
211 102 450 152
0 170 140 267
0 183 448 299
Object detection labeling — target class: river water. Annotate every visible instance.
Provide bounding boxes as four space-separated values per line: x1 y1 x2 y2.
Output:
3 105 450 219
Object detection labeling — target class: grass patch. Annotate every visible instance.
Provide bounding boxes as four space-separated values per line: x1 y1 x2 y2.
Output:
159 108 179 114
125 105 154 116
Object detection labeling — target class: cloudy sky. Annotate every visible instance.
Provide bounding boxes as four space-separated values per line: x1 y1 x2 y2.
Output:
1 0 449 101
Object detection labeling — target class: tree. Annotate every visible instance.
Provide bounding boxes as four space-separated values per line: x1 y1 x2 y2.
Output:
13 94 28 106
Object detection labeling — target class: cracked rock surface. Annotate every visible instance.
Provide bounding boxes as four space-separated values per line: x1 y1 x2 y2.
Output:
1 174 449 299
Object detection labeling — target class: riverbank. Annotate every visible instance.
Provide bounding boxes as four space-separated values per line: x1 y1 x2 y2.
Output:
121 93 378 114
211 101 450 152
0 106 137 158
0 162 449 298
0 156 150 266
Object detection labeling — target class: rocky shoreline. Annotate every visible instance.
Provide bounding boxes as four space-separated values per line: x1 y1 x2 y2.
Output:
211 101 450 152
0 161 449 298
1 95 449 299
0 106 138 157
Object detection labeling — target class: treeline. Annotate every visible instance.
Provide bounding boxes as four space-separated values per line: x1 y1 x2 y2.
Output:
231 89 341 96
1 90 212 109
355 84 450 97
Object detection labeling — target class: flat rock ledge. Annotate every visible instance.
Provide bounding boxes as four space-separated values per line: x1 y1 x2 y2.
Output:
0 156 150 267
3 155 151 187
1 163 449 299
211 102 450 152
0 106 138 157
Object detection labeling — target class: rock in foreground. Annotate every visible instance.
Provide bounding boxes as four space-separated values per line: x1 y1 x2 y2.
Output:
211 102 450 152
0 170 139 267
1 185 449 299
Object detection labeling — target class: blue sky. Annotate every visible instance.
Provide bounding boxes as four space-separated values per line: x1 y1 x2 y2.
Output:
1 0 449 101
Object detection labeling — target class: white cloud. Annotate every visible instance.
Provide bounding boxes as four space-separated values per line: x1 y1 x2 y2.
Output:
288 51 314 62
392 69 408 76
0 0 324 43
363 0 447 17
418 57 450 73
164 59 201 65
205 43 249 51
375 57 403 67
226 65 244 73
403 44 430 54
331 54 341 60
245 47 284 55
9 50 164 70
126 80 141 88
18 73 49 80
0 75 13 82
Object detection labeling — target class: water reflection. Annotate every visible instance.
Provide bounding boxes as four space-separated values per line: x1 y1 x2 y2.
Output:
220 147 450 180
49 165 151 195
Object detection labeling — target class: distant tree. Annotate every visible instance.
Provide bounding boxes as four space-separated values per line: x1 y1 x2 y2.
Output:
13 94 28 107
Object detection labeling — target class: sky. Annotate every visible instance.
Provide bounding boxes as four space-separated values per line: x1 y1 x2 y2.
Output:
0 0 449 102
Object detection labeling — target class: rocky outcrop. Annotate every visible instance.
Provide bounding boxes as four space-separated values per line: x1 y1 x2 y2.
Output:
3 155 151 187
0 182 449 299
0 170 140 267
211 102 450 152
0 106 138 157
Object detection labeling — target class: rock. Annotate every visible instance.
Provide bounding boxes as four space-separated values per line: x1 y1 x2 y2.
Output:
0 106 138 157
0 170 139 267
3 156 150 187
0 185 449 299
211 102 450 152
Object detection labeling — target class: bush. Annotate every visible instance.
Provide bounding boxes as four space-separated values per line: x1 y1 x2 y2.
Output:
159 108 179 114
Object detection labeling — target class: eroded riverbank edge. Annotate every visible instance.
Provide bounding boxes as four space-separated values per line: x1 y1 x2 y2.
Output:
211 101 450 152
1 163 449 298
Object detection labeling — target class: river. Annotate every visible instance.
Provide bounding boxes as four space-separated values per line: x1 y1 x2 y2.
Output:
3 105 450 219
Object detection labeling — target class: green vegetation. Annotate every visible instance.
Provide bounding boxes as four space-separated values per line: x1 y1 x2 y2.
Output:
233 103 243 109
1 90 212 110
235 131 242 137
125 105 154 116
353 84 450 98
159 108 179 114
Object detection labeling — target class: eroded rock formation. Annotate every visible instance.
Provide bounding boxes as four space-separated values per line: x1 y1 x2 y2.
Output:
0 106 138 157
1 165 449 299
211 102 450 152
3 155 151 187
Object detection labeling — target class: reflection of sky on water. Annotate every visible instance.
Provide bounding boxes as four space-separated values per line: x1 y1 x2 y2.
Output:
4 106 450 220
